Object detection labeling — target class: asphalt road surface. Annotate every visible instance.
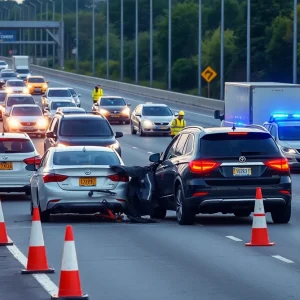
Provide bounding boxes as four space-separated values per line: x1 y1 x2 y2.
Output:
1 70 300 299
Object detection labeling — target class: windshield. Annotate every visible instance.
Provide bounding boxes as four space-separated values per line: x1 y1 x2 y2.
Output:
0 93 7 103
3 73 17 78
60 119 113 137
7 81 25 87
28 77 45 83
53 151 120 165
51 101 76 110
48 89 71 97
12 106 42 116
0 62 6 65
7 96 35 107
142 106 173 116
100 98 125 106
16 69 29 74
278 125 300 141
0 138 34 153
200 132 279 156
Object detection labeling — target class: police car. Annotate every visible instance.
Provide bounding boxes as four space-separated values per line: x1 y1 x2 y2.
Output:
263 113 300 169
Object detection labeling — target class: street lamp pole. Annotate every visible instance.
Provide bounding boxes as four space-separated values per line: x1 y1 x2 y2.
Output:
106 0 110 79
76 0 79 73
23 4 30 55
16 6 22 54
49 0 55 68
46 1 49 67
37 0 43 64
92 0 95 76
120 0 124 81
135 0 138 84
29 2 37 63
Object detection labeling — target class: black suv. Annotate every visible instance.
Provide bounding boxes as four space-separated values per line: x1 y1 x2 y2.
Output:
149 126 292 225
44 114 123 156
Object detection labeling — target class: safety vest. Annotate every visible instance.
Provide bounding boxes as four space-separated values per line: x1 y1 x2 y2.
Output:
170 118 186 136
92 88 104 101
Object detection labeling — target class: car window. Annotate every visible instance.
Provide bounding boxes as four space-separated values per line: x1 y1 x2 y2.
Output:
100 98 125 106
3 73 17 77
0 138 34 153
164 135 180 160
142 106 172 116
50 101 76 110
270 125 277 138
7 81 25 87
53 151 120 166
278 125 300 141
28 77 45 83
0 93 7 103
200 132 280 156
60 119 113 137
175 133 189 156
12 106 42 116
183 134 194 155
7 96 35 107
16 69 29 74
0 62 6 65
48 90 71 97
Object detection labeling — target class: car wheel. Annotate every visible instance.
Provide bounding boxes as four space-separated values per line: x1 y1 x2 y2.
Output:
139 123 145 137
131 121 137 134
176 185 195 225
234 211 251 217
150 206 167 219
271 203 291 224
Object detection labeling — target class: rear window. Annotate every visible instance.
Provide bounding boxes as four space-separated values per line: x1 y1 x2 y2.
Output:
278 125 300 141
0 138 34 153
60 119 113 137
0 62 6 65
7 81 25 87
0 93 6 102
7 96 35 107
28 77 45 83
16 69 29 74
12 106 42 116
53 151 120 165
100 98 125 106
51 101 76 110
48 89 71 97
142 106 173 116
3 73 17 77
200 132 279 156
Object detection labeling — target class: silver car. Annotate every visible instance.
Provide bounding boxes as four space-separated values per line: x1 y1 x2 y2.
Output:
55 107 86 116
41 87 75 111
0 61 8 70
16 67 31 80
0 132 40 195
130 103 176 136
30 146 128 222
44 99 77 119
67 87 81 107
3 104 48 137
4 79 29 94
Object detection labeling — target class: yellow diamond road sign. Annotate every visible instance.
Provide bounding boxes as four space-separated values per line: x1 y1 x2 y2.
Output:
201 66 217 83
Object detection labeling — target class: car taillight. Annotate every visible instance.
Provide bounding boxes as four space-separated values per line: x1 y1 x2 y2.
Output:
188 160 221 173
227 132 248 135
43 173 69 183
108 174 129 182
23 156 41 165
264 158 289 171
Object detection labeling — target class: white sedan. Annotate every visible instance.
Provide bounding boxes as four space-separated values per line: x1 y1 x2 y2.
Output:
30 146 129 222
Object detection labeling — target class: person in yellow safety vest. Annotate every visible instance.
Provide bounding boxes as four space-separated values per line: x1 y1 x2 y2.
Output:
170 111 186 138
92 84 104 104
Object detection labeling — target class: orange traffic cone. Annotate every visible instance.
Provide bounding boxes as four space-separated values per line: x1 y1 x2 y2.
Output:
21 207 55 274
245 187 275 246
0 199 13 246
51 225 88 299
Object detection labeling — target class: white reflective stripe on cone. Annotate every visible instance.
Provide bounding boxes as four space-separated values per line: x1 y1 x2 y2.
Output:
0 202 4 222
29 221 45 247
252 216 267 228
61 241 79 271
254 199 265 214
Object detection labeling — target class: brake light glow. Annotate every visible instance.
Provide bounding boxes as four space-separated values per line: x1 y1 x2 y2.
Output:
192 192 208 197
189 160 221 173
279 190 290 195
43 173 69 183
108 174 129 182
23 156 41 165
227 132 248 135
264 158 289 171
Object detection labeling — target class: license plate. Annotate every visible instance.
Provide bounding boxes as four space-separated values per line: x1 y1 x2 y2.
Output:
35 88 41 91
79 177 96 186
233 167 251 176
111 114 120 118
22 126 34 130
0 162 13 170
159 126 168 129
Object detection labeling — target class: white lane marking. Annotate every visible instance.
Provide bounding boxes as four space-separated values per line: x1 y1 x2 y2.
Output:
6 243 58 295
272 255 294 263
132 146 137 149
48 78 214 118
147 151 153 154
226 236 243 242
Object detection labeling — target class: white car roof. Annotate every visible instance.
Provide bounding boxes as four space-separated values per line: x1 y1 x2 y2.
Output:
50 99 73 102
11 104 40 108
6 79 24 82
7 93 32 97
53 146 115 153
0 132 30 139
100 96 124 99
142 103 168 107
48 87 70 91
57 107 84 111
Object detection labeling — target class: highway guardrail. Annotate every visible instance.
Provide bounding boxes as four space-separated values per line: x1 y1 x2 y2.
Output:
0 56 224 111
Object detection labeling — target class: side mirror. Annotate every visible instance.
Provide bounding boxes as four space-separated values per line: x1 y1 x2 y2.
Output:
46 131 56 138
94 102 98 106
78 94 81 97
174 112 178 117
214 110 223 120
42 94 46 97
149 153 161 163
127 103 131 107
115 131 123 138
135 113 141 117
44 107 49 111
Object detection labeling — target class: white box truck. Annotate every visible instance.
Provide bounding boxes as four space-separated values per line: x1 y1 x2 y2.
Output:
12 55 31 79
214 82 300 126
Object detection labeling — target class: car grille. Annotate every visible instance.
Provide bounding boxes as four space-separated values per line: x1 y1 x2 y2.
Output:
109 111 121 114
154 122 169 125
21 122 36 126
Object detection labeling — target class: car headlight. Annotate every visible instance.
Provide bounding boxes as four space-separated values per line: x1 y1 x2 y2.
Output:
6 88 12 93
57 143 67 147
71 98 75 103
28 85 32 89
121 107 130 115
8 118 20 128
107 142 119 149
43 84 48 88
23 88 29 93
281 147 297 154
143 120 153 127
100 109 109 115
37 118 47 128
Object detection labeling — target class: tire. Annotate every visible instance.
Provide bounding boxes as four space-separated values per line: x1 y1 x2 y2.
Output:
150 207 167 219
138 123 145 137
271 203 291 224
234 211 251 217
131 121 137 134
176 185 195 225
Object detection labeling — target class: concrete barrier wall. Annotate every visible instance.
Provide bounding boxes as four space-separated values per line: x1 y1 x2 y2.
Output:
1 56 224 111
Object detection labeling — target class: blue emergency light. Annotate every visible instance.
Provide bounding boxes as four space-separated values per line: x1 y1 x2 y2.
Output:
270 113 300 122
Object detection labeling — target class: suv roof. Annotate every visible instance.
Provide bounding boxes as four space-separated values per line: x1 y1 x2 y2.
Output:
7 93 33 97
58 114 105 120
100 96 123 99
0 132 30 139
48 87 69 91
142 103 169 107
